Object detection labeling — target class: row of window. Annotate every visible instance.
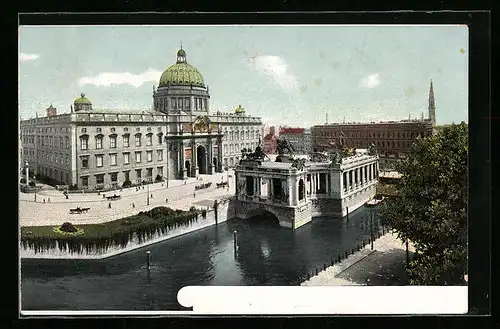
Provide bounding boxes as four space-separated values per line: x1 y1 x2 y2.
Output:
155 97 208 111
316 139 415 149
223 130 259 141
80 150 163 168
81 167 164 186
223 142 256 155
314 130 430 139
80 133 164 150
81 150 164 168
21 127 70 134
23 149 70 166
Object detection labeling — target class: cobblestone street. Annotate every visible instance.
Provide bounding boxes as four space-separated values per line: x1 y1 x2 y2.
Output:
19 170 235 227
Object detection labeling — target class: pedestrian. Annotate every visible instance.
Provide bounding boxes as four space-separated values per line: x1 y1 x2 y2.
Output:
43 198 45 203
142 186 145 190
132 203 135 208
165 198 169 203
65 194 69 199
108 202 112 209
48 197 51 203
184 181 187 185
151 193 153 198
193 192 196 198
98 191 100 195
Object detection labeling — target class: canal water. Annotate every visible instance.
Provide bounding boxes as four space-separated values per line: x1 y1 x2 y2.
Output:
21 206 380 311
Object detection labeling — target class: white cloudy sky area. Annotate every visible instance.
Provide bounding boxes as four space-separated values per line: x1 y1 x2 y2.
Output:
19 25 468 126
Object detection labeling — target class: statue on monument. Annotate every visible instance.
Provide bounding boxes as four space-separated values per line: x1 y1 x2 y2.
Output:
368 142 378 155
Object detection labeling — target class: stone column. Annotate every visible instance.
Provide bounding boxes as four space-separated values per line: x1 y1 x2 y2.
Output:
360 166 364 184
191 140 199 177
25 161 29 183
216 136 223 172
269 177 274 199
293 177 298 205
179 144 186 179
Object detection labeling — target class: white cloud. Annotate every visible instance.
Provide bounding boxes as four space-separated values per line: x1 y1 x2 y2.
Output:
359 73 381 88
20 53 39 62
247 55 299 91
78 68 162 88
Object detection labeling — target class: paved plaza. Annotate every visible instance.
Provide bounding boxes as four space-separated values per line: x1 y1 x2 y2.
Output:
19 170 235 227
302 232 416 286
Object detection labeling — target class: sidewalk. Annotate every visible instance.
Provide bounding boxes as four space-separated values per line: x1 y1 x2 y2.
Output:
19 171 235 227
301 233 415 286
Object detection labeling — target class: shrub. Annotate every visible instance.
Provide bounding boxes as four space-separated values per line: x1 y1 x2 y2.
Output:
189 206 197 212
20 178 26 184
59 222 78 233
28 181 36 187
122 179 132 188
201 209 207 218
68 184 78 191
155 175 163 182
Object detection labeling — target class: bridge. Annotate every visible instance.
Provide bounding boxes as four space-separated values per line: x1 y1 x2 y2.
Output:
230 149 380 230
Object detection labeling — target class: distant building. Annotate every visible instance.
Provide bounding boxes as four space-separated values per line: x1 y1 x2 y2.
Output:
279 127 311 154
263 133 278 154
312 81 437 169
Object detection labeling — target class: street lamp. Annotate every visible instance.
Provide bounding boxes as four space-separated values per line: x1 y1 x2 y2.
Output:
147 181 150 205
370 207 374 250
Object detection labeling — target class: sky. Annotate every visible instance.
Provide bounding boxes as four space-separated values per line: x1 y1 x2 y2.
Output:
19 25 468 127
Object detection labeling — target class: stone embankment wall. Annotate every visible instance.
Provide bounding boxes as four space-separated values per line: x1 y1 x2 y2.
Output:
20 202 230 260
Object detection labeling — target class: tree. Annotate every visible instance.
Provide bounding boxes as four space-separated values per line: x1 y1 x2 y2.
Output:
380 122 467 285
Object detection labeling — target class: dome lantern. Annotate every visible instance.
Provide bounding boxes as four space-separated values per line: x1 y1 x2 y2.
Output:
158 47 205 88
235 105 246 116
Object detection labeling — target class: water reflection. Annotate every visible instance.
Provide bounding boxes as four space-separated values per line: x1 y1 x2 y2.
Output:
21 205 380 311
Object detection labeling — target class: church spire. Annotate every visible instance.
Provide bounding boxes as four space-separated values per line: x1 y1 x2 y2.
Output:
428 79 436 125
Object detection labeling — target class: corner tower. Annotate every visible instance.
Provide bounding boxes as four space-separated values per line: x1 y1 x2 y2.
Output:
428 80 436 125
153 47 210 115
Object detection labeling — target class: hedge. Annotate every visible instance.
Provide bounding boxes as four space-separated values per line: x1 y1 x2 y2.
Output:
21 206 201 255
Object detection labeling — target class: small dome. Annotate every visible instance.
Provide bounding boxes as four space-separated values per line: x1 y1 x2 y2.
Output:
159 48 205 87
234 105 245 114
74 92 92 104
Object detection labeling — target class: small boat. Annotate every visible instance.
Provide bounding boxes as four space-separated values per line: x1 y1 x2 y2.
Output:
365 197 385 207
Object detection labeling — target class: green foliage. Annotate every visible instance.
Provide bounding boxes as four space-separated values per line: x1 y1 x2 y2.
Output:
380 122 468 285
21 206 200 255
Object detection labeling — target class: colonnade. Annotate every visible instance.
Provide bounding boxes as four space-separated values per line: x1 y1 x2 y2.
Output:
342 162 379 192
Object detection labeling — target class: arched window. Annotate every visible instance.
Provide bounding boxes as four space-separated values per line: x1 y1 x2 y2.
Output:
157 133 163 145
80 135 89 150
298 179 305 201
135 133 142 147
95 134 104 149
109 134 117 148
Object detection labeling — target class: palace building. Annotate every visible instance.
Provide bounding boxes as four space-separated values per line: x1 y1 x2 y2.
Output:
20 48 262 189
312 81 437 169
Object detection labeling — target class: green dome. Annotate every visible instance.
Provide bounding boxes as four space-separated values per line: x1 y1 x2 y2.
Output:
159 48 205 87
235 105 245 114
74 92 92 104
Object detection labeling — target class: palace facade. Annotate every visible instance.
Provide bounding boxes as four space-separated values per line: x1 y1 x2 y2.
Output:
20 48 262 189
312 81 437 169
